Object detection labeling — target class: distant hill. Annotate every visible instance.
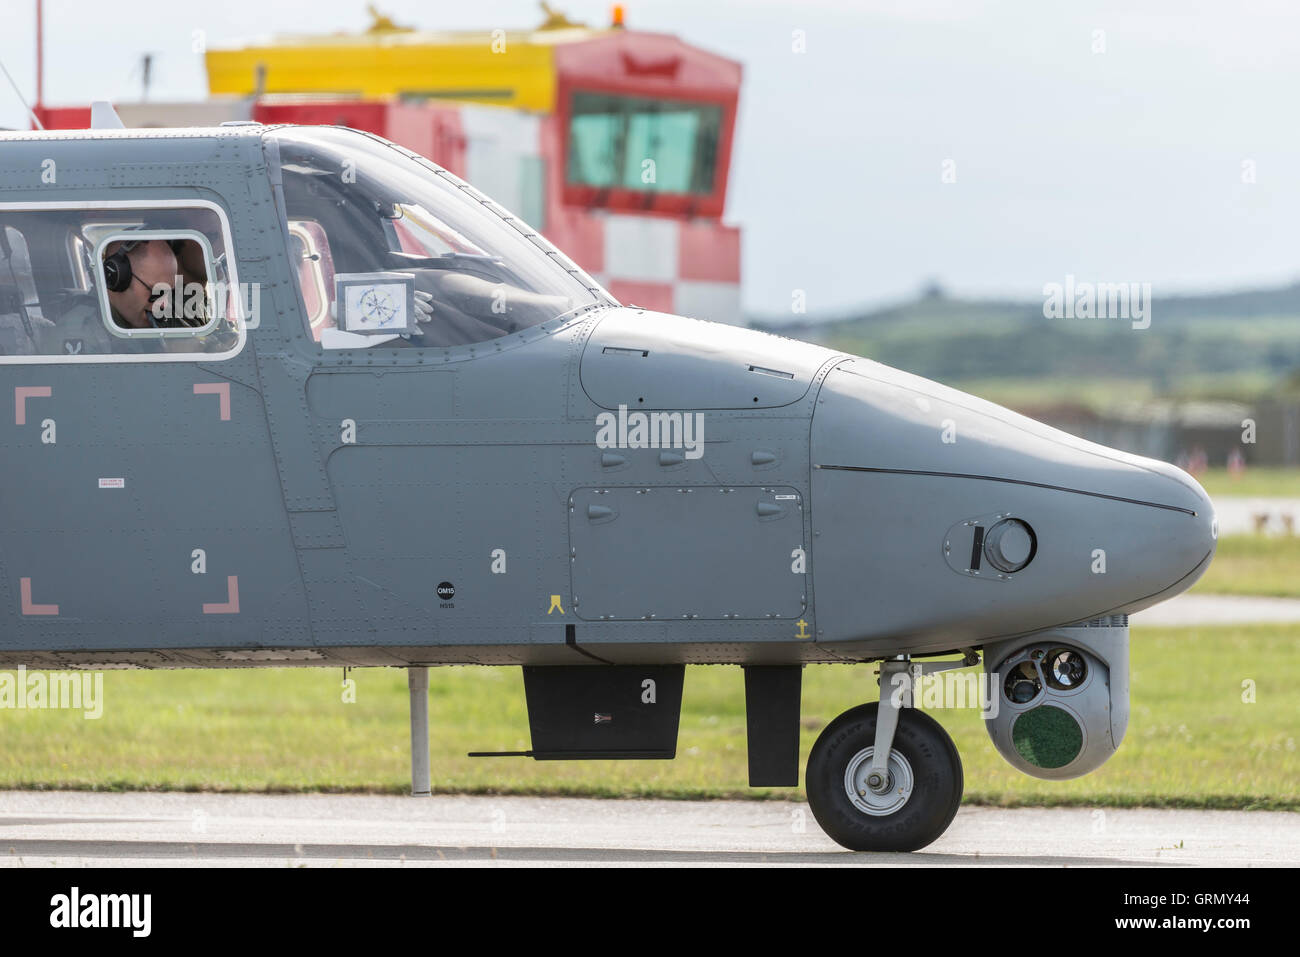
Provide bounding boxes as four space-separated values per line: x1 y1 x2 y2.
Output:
751 282 1300 405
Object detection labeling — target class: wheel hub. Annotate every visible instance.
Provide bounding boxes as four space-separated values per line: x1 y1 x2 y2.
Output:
845 747 914 816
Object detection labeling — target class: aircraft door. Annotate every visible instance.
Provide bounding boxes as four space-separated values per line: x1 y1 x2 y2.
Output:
0 200 310 657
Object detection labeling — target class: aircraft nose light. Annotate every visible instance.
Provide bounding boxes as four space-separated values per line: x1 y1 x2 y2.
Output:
983 518 1036 573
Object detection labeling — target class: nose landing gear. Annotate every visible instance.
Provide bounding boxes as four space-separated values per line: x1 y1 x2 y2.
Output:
806 657 966 851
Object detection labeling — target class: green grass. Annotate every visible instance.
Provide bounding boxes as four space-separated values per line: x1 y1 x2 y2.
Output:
1199 467 1300 499
1 624 1295 809
1193 534 1300 598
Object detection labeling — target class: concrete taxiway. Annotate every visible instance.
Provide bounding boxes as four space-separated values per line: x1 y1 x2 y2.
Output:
0 791 1294 867
1133 592 1300 626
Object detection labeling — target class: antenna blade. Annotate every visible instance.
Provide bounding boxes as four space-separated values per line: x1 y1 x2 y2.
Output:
90 100 126 129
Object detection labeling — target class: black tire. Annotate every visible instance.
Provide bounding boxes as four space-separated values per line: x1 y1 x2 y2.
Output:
806 702 963 852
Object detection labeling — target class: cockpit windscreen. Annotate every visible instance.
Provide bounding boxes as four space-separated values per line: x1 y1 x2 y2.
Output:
267 127 608 349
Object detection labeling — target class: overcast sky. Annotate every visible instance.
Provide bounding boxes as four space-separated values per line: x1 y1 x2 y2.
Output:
1 0 1296 317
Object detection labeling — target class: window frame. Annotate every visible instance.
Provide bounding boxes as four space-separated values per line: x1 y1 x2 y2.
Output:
287 219 334 338
268 127 613 357
557 84 735 219
566 91 723 196
0 198 246 365
92 228 220 341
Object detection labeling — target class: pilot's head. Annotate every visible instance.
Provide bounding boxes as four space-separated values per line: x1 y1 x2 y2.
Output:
103 239 177 329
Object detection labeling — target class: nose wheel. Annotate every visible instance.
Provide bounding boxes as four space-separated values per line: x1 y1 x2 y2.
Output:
806 701 963 851
845 744 914 816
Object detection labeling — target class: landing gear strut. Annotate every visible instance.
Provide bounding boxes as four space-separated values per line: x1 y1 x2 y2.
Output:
806 656 969 851
409 667 431 797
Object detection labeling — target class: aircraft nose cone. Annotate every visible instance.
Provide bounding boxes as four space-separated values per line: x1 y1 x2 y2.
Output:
1122 458 1218 596
808 360 1222 647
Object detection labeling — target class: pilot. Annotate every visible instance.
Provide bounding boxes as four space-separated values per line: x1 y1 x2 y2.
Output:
103 239 179 330
42 239 195 357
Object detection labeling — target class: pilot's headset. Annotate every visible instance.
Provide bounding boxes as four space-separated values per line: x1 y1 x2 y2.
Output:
102 236 193 289
101 239 145 293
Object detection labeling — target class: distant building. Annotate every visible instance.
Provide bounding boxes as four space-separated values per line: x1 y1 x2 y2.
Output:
1020 398 1299 467
36 8 745 325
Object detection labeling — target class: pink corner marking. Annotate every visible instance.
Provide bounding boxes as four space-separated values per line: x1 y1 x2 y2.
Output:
203 575 240 614
20 578 58 616
193 382 231 421
14 386 51 426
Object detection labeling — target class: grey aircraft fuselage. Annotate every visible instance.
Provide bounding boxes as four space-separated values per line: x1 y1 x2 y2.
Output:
0 123 1220 850
0 125 1216 672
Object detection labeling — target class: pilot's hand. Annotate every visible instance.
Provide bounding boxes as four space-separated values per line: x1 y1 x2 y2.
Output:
414 289 435 322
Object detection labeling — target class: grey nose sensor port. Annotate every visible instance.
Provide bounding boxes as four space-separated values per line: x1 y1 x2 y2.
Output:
983 518 1036 573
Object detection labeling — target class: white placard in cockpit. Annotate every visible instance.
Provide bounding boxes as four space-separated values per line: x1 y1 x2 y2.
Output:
335 272 416 335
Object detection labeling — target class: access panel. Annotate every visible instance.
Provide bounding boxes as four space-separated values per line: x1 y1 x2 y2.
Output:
524 665 684 759
569 485 806 621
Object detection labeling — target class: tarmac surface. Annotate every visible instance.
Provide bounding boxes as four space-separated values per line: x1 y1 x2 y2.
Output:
0 791 1294 867
1133 592 1300 625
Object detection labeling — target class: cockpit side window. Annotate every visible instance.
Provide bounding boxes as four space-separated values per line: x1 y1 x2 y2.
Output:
269 127 610 351
0 226 47 356
0 203 245 362
288 220 335 340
